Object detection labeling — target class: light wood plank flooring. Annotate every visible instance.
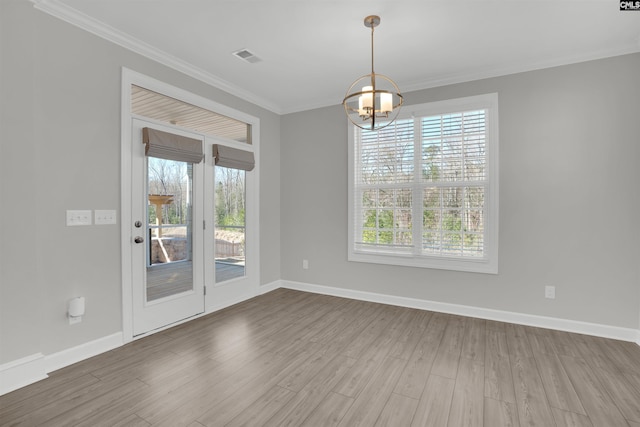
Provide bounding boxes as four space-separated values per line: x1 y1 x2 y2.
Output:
2 289 640 426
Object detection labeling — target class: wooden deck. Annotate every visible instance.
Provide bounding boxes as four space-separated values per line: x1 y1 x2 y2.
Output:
146 261 192 301
146 261 245 301
215 261 245 283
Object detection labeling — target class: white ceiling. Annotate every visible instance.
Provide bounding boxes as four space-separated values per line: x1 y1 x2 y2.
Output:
34 0 640 115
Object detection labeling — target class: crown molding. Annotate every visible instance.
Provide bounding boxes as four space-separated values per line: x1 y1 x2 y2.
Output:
283 47 640 115
400 46 640 96
30 0 283 115
29 0 640 117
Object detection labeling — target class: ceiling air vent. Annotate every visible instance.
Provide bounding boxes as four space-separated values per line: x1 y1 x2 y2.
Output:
232 49 261 64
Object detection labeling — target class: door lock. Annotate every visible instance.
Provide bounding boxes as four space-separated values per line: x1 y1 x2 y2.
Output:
134 236 144 244
134 221 143 228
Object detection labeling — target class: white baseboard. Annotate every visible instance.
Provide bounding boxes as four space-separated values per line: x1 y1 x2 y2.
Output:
0 332 124 396
206 290 260 314
278 280 640 344
0 353 48 396
259 280 283 295
44 332 124 374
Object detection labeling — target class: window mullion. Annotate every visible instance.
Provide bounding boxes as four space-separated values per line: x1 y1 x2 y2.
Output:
354 129 367 248
412 117 422 257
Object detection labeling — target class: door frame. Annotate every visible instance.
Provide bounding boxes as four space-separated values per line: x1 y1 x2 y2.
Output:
121 68 261 342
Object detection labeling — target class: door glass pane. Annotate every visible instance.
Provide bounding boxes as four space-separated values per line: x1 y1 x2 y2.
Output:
146 158 194 301
214 166 246 283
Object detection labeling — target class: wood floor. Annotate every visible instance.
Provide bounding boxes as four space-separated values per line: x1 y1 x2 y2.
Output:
2 288 640 426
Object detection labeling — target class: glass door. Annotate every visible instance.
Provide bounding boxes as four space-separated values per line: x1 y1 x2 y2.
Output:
131 118 204 336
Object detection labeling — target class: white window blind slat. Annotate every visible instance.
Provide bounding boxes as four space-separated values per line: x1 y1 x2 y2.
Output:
353 99 495 265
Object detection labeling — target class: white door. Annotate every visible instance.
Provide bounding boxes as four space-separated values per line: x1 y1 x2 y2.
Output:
203 136 259 310
131 118 204 335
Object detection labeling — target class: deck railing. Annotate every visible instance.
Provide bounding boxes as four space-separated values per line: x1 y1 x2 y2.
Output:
146 224 245 259
214 224 245 258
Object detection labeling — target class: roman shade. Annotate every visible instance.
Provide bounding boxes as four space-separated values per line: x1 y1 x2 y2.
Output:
142 127 204 163
213 144 255 171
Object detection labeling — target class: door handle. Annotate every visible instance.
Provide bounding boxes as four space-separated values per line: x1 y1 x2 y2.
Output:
134 236 144 244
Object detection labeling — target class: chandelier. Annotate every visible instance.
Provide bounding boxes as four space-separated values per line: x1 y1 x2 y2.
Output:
342 15 403 131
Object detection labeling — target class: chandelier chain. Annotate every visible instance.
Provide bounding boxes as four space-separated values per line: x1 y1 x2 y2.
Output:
370 20 375 77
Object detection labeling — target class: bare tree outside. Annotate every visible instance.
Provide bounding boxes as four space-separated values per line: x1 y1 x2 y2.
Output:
214 166 246 282
147 158 192 267
357 110 486 257
147 158 190 229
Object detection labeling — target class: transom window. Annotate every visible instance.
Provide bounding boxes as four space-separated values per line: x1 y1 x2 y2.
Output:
348 93 499 273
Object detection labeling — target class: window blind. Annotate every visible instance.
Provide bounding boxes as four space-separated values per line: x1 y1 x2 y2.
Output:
142 127 204 163
353 103 493 263
355 119 415 252
213 144 255 171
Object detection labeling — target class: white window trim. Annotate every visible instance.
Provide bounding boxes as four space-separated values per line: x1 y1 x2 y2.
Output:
348 93 499 274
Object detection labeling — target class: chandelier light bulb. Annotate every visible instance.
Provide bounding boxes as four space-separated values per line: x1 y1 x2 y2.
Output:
362 86 373 111
381 92 392 113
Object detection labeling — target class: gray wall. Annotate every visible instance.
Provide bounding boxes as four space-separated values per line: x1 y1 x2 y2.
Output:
281 53 640 330
0 1 281 364
1 0 42 364
1 0 639 370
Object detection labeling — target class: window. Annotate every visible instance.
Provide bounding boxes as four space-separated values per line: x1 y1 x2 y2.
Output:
348 93 499 273
214 165 247 283
212 143 254 283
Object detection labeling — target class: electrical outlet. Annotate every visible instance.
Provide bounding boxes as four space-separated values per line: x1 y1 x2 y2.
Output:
95 210 117 225
303 259 309 269
545 285 556 299
66 210 92 226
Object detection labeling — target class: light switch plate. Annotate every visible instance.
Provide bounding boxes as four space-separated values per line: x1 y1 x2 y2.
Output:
66 210 92 226
95 210 117 225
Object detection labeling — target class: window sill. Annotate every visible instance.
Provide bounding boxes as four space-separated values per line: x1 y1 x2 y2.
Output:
348 251 498 274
